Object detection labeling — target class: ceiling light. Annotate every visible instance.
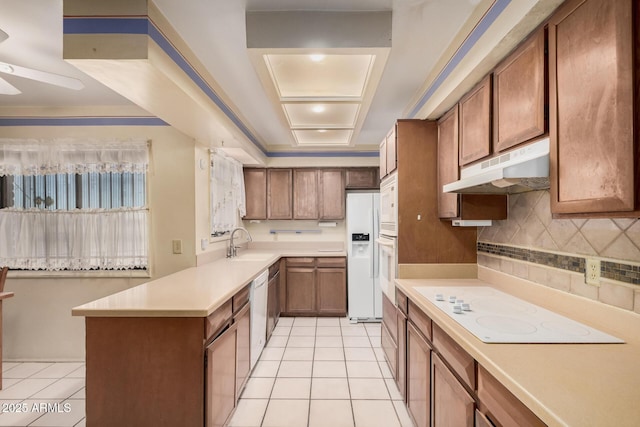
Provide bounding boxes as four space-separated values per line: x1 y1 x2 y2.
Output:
312 105 325 113
0 63 14 74
317 129 327 133
309 54 325 62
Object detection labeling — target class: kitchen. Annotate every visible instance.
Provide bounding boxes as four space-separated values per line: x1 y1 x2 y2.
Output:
0 0 639 426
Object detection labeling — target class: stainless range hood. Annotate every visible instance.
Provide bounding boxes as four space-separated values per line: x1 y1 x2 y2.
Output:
443 138 550 194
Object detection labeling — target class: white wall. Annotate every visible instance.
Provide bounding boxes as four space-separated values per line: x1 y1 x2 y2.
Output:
1 123 198 361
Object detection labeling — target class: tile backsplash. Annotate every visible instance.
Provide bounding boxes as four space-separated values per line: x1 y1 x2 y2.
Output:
477 190 640 313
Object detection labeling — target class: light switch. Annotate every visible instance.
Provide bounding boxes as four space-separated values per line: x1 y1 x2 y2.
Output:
172 239 183 254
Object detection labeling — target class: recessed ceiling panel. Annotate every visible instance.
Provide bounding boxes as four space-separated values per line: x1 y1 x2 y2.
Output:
265 54 374 99
283 103 360 128
293 129 352 146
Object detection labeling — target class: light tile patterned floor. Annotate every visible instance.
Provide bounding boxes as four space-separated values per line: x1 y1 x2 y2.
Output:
229 317 415 427
0 362 85 427
0 317 414 427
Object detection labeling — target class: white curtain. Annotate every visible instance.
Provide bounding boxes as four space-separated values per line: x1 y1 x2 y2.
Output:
210 149 245 236
0 208 148 270
0 138 149 270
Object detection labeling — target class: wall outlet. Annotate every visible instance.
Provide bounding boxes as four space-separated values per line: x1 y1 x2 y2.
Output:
585 258 601 286
172 239 183 254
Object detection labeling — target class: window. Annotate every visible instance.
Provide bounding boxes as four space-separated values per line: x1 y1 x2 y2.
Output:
0 138 149 271
210 149 245 238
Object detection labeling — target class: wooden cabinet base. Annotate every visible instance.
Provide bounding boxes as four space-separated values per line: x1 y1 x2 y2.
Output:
85 317 205 427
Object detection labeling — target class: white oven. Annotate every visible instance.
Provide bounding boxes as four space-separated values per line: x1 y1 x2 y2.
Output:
379 172 397 237
376 234 397 303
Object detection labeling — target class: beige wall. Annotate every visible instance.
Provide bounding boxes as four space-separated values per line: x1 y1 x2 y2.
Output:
478 190 640 313
1 123 199 361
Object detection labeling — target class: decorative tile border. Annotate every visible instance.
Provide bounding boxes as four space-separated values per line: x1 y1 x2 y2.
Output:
477 242 640 286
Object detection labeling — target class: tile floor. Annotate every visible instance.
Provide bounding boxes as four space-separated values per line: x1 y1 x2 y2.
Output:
0 362 85 427
0 317 414 427
229 317 415 427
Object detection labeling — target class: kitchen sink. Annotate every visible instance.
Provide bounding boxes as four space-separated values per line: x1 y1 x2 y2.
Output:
230 253 274 262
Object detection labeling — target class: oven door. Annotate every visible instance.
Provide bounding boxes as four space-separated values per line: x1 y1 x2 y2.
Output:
380 173 397 236
376 235 397 304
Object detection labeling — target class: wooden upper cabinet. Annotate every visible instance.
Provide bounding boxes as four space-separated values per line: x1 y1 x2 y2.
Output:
345 168 379 189
437 106 460 219
493 27 546 152
459 75 492 166
267 169 292 219
380 138 388 179
386 125 397 174
549 0 637 215
293 169 319 220
243 168 267 220
319 169 345 220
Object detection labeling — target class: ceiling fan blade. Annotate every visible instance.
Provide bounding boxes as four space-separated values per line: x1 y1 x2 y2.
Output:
0 29 8 44
0 61 84 91
0 75 21 95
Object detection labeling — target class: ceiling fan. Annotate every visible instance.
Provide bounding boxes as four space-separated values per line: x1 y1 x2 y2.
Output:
0 28 84 95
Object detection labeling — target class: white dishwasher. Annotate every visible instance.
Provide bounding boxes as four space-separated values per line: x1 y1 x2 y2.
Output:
250 270 269 369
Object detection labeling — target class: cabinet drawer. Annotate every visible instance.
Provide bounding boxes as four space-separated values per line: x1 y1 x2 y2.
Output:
396 288 408 315
233 285 250 313
433 323 475 391
205 299 233 341
381 321 397 379
286 257 316 267
382 292 398 343
316 257 346 268
408 300 432 342
477 365 545 427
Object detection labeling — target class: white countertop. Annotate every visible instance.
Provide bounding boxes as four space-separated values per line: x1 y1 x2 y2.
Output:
396 268 640 427
72 249 346 317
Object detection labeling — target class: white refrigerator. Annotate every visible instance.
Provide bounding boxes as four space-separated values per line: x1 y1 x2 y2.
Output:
346 192 382 321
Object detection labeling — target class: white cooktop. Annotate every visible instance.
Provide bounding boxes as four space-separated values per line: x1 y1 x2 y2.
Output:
415 286 624 344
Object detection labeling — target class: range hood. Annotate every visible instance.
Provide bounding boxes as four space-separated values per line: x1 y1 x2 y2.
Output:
443 138 550 194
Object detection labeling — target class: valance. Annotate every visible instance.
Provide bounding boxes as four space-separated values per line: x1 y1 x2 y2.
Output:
0 138 149 176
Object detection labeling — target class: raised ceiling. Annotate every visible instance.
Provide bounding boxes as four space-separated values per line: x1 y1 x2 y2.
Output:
0 0 565 163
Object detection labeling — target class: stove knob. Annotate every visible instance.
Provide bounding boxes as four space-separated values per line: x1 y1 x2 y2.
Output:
435 294 444 301
456 299 464 305
452 305 462 314
449 296 456 303
462 303 471 311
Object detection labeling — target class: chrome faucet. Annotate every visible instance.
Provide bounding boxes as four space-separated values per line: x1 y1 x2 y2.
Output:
227 227 252 258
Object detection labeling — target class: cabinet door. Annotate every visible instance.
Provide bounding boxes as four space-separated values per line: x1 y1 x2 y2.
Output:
407 322 431 427
205 324 237 427
432 353 475 427
396 308 407 401
267 169 292 219
493 28 546 152
386 125 397 174
293 169 319 219
549 0 635 214
437 105 460 219
380 138 388 179
234 303 250 400
345 168 379 189
285 267 316 314
243 168 267 220
319 169 345 220
459 75 492 166
316 267 346 315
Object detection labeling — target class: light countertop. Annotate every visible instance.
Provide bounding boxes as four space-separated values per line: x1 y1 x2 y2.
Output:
396 267 640 427
72 248 346 317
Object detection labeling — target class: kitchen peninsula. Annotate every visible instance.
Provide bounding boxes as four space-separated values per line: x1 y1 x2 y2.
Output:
72 248 345 427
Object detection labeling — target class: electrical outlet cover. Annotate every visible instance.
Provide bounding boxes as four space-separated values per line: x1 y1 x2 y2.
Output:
585 258 601 286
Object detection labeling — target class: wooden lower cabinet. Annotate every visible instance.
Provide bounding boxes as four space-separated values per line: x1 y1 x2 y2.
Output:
282 258 346 316
316 267 347 315
432 353 476 427
234 302 250 399
396 308 407 401
206 322 237 427
266 268 280 341
286 267 316 314
407 321 431 427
